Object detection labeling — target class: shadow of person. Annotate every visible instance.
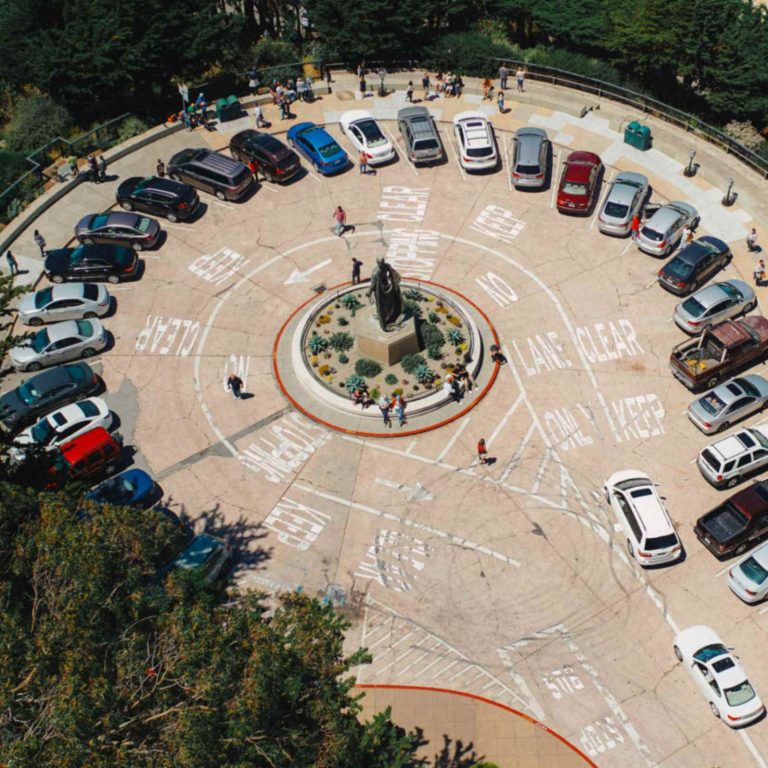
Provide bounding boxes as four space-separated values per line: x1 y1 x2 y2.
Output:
240 392 255 400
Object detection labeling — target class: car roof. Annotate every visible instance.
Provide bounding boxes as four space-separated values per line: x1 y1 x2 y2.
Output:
454 112 492 145
626 485 673 536
711 320 750 347
398 106 430 119
613 171 648 187
46 397 103 426
708 377 754 406
45 320 88 342
516 127 548 138
92 211 140 228
710 432 754 460
689 283 730 308
730 481 768 516
563 159 595 183
20 282 86 309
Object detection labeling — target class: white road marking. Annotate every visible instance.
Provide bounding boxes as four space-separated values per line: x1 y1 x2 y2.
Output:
259 182 278 193
501 133 512 192
624 239 637 256
741 732 768 768
384 125 418 177
442 128 466 180
645 277 658 289
307 169 324 183
758 603 768 615
107 285 135 291
550 148 562 209
590 169 613 230
283 258 332 285
209 199 236 210
486 392 525 448
435 417 471 462
374 477 434 502
162 223 197 231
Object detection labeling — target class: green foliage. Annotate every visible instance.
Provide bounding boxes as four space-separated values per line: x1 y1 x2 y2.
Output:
403 299 422 319
337 316 349 326
338 353 350 364
427 343 443 360
414 363 435 384
0 150 29 192
248 38 297 67
355 358 382 378
400 353 426 375
404 288 425 301
116 115 149 144
341 293 363 316
421 323 445 350
428 311 440 324
3 94 71 152
425 31 513 77
330 331 354 352
344 374 366 393
384 373 398 386
307 331 330 354
447 328 465 345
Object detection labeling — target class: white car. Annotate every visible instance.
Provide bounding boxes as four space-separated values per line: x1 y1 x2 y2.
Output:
339 110 395 165
698 423 768 488
8 318 108 372
604 470 681 566
673 625 765 726
10 397 113 462
728 542 768 603
452 111 497 171
17 283 111 326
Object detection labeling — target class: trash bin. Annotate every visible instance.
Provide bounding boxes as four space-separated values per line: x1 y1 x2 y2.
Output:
624 120 641 148
636 124 652 151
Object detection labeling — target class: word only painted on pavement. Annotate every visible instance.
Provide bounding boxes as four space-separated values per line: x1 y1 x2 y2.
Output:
378 186 430 223
263 497 331 551
580 717 625 759
470 204 525 243
189 247 249 286
238 412 328 483
135 315 200 356
222 354 250 391
355 530 430 592
385 228 439 280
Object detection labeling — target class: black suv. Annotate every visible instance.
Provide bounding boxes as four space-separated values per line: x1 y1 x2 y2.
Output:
117 176 200 222
229 130 301 183
167 148 254 201
44 244 140 284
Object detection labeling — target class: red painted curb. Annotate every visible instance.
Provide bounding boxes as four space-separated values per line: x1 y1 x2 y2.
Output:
355 683 599 767
272 278 501 438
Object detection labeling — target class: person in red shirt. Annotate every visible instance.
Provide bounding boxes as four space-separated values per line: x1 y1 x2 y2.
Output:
477 439 488 465
630 213 641 240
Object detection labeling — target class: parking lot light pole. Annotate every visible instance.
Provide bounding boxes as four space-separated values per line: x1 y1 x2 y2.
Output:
722 178 736 207
684 148 696 177
378 68 387 97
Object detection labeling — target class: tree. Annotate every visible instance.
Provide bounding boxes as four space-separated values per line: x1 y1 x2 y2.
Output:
528 0 609 52
3 94 72 152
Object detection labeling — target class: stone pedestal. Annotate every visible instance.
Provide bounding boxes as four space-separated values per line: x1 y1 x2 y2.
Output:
354 305 420 366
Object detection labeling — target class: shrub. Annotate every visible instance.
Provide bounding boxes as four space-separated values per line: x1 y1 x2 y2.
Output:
337 316 349 326
401 353 426 374
344 374 366 393
3 94 72 152
414 363 435 384
317 315 331 325
307 332 329 355
329 332 353 352
355 358 382 378
447 328 465 345
385 374 398 386
427 343 443 360
341 293 362 312
403 299 422 319
369 387 380 400
421 323 445 349
404 288 425 301
392 388 403 396
116 115 149 144
424 31 513 77
338 353 349 364
428 311 440 324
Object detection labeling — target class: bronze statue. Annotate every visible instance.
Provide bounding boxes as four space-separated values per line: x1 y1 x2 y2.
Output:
366 257 403 331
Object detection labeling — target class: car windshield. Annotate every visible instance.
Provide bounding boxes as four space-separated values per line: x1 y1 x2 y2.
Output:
604 201 629 218
76 320 93 336
78 400 99 417
467 146 493 157
415 138 439 151
739 379 760 397
740 555 768 585
17 381 40 405
318 141 342 158
665 258 692 279
681 296 704 317
31 329 50 353
640 226 663 242
725 681 757 708
516 164 541 175
703 503 749 541
34 287 53 309
694 643 729 663
277 155 297 170
563 181 587 196
30 419 55 444
137 217 152 233
91 214 110 229
645 533 678 550
750 429 768 449
357 119 386 146
720 282 740 299
699 393 725 415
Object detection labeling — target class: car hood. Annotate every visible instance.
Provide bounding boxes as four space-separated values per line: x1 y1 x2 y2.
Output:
0 391 24 424
742 315 768 343
17 293 39 314
44 249 72 271
9 343 39 364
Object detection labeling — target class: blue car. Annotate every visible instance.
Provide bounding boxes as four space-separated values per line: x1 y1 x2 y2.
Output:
286 121 348 175
86 468 156 508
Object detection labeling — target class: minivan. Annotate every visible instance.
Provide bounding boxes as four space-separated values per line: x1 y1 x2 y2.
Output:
167 148 254 201
48 426 122 487
397 107 443 165
511 128 550 188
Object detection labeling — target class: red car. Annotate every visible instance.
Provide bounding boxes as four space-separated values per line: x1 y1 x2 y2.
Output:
556 151 603 214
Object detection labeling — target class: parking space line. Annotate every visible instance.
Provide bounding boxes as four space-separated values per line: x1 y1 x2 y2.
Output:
107 285 135 291
307 169 323 183
758 603 768 614
486 392 525 448
623 239 637 256
435 417 470 462
740 732 768 768
259 182 278 194
550 148 562 209
441 128 466 180
590 169 614 230
502 133 512 192
209 199 236 210
163 223 197 231
385 125 418 177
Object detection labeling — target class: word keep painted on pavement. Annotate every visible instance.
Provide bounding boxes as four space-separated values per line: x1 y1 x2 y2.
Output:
222 354 250 391
385 228 439 280
188 247 249 286
470 204 525 243
542 666 585 699
378 186 430 223
579 717 625 759
238 412 328 483
263 498 331 551
135 315 200 356
355 529 430 592
475 271 518 307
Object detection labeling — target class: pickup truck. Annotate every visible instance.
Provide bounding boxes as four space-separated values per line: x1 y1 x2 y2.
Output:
669 317 768 391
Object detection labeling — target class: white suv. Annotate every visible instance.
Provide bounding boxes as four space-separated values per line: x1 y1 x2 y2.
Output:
697 423 768 489
452 112 497 171
604 470 682 565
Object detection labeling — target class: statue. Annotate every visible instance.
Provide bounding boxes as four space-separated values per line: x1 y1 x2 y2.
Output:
366 257 403 331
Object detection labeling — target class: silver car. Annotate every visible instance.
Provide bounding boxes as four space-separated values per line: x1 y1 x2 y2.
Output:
17 283 111 326
511 127 549 188
674 280 756 334
636 201 699 256
688 375 768 434
9 319 108 372
597 171 649 236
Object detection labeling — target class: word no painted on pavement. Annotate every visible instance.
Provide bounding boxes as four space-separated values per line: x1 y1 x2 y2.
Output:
135 315 200 356
470 205 525 243
385 228 439 280
189 247 249 287
222 354 250 391
476 271 519 307
263 498 331 551
378 186 430 223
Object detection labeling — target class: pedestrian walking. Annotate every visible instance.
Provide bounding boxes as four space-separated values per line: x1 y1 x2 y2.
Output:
497 89 505 113
246 158 260 181
359 74 367 97
422 72 430 100
477 438 488 465
482 78 492 100
67 155 78 177
97 155 107 182
6 250 19 276
499 63 509 90
358 149 369 175
87 155 99 182
392 394 406 427
378 395 392 427
630 214 641 240
326 65 332 85
747 228 759 252
247 69 260 95
33 230 46 258
406 81 414 102
254 103 267 128
754 259 766 286
351 257 363 284
489 344 507 365
681 224 692 246
334 206 347 237
227 374 243 399
515 66 526 92
156 159 165 177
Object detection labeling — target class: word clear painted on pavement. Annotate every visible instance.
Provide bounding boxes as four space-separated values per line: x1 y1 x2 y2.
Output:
475 271 519 307
222 354 250 391
238 412 328 483
355 530 430 592
188 247 249 286
470 204 526 243
262 498 331 551
580 717 625 759
135 315 200 356
384 228 439 280
378 186 430 222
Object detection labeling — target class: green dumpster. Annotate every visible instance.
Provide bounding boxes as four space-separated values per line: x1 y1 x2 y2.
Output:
624 120 641 148
636 124 652 151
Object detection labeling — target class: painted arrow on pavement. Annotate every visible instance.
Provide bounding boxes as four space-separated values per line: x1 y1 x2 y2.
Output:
283 258 332 285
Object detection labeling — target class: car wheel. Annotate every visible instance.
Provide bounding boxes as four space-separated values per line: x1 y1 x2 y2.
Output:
313 161 320 173
170 173 180 182
709 702 721 719
120 201 133 211
717 421 730 433
735 542 748 556
81 347 96 358
104 463 117 476
604 487 611 505
215 190 226 201
84 312 97 319
167 212 178 223
288 138 296 148
26 362 42 372
107 274 120 284
745 300 757 314
674 645 683 662
726 475 740 488
28 317 43 327
51 275 64 284
626 539 634 559
706 376 719 389
132 242 143 252
692 216 701 230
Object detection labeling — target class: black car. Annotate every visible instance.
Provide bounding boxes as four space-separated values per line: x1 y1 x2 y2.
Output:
44 244 139 284
75 211 161 251
658 236 731 296
0 362 100 435
117 176 199 222
229 130 301 182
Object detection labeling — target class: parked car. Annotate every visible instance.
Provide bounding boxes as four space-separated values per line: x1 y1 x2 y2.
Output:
167 147 254 201
287 121 348 175
167 532 232 583
673 280 755 334
511 128 549 189
698 423 768 489
47 426 123 488
44 244 139 284
0 363 100 435
669 317 768 391
452 111 497 171
339 110 396 165
688 375 768 434
397 106 443 165
673 625 764 726
556 151 603 214
117 176 199 222
658 237 732 295
17 283 111 326
11 397 112 462
229 129 301 182
636 201 699 256
728 542 768 603
694 480 768 558
597 171 649 236
9 319 107 372
85 468 156 508
75 212 160 251
604 470 682 566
